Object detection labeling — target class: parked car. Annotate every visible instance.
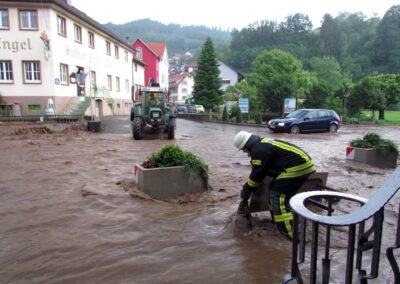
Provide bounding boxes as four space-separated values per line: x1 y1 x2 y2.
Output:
176 105 188 114
195 105 205 113
267 109 341 134
186 104 196 113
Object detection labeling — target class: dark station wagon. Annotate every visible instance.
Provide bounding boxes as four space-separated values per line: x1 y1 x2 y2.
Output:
267 109 341 134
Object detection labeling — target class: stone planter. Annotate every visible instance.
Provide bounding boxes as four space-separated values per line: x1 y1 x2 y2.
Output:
346 147 397 169
87 120 101 133
134 163 207 199
249 172 329 212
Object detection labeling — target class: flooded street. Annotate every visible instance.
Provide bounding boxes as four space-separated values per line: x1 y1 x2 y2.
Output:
0 117 399 283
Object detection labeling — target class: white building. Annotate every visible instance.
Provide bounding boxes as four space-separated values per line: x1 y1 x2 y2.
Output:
169 72 194 104
0 0 145 117
218 60 244 91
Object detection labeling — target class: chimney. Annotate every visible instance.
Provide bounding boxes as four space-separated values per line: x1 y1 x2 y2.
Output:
63 0 72 4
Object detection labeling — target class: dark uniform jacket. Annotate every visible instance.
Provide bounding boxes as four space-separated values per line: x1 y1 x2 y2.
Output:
244 137 315 191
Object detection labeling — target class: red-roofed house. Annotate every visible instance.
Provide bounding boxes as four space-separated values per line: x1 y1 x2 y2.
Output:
169 72 194 104
132 39 169 90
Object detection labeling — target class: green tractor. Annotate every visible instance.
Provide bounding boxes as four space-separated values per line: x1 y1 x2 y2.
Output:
130 85 176 140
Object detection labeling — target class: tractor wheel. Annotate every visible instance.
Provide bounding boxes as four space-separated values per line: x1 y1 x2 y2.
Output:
167 118 176 139
132 117 143 140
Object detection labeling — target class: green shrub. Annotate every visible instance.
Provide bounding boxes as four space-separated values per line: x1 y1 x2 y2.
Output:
349 132 399 156
144 144 209 186
222 105 228 121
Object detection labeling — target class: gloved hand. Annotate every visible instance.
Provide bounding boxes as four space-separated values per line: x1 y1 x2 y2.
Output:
237 200 251 217
240 188 251 201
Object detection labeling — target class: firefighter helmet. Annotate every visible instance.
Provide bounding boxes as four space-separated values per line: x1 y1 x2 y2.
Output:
233 131 252 150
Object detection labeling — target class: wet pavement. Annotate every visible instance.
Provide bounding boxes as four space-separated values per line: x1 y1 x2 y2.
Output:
0 117 399 283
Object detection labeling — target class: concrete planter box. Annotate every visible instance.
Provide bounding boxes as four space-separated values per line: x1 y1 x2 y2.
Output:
249 172 329 212
346 147 397 169
134 163 207 199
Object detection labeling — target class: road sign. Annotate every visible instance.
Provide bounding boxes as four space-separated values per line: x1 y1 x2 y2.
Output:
239 98 249 113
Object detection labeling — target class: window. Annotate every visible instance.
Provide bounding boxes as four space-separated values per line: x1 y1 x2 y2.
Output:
60 63 68 85
106 41 111 55
124 51 128 62
88 31 95 48
115 77 120 92
222 79 231 84
136 47 142 60
182 81 187 86
134 63 137 72
107 75 112 90
28 104 41 111
90 70 96 89
0 9 9 29
19 10 38 30
57 16 66 36
182 88 187 94
125 79 129 92
23 61 41 83
0 61 13 83
74 24 82 43
114 45 119 58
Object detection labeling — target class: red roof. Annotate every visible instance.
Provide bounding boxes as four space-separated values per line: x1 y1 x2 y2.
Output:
147 42 166 58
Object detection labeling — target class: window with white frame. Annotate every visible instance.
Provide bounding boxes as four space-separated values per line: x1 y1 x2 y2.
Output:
74 24 82 43
107 75 112 90
0 61 13 83
19 10 38 30
88 31 95 48
59 63 68 85
23 61 41 83
114 45 119 58
125 79 129 92
0 9 9 29
106 41 111 55
182 88 187 93
57 16 66 36
124 51 128 62
136 47 142 60
116 77 120 92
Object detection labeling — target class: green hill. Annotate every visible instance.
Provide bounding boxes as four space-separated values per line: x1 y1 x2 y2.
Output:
104 18 231 57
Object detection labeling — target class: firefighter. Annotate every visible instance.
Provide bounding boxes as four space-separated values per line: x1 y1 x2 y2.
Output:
233 131 315 241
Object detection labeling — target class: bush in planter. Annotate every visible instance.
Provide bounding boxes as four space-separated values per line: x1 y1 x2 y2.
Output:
143 144 209 186
349 132 399 157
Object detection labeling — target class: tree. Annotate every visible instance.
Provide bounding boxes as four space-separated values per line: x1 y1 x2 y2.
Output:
318 14 344 61
348 74 400 119
280 13 313 33
373 5 400 73
192 37 223 110
249 49 308 113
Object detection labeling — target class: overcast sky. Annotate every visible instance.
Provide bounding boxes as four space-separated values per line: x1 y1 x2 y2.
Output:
72 0 399 30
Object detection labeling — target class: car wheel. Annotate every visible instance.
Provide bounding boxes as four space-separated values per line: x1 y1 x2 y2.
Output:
329 124 338 133
290 125 300 134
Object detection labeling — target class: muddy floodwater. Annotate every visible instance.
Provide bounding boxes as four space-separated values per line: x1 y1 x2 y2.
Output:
0 117 399 283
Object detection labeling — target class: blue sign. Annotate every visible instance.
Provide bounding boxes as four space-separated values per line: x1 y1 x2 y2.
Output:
239 98 249 113
284 98 296 113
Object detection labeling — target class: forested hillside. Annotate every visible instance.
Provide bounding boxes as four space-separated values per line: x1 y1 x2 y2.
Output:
104 18 231 57
223 6 400 80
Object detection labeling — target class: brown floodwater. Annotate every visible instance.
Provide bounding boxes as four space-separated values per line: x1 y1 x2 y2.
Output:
0 117 399 283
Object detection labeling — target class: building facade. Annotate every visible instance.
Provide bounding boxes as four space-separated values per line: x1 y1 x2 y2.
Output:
169 72 194 104
0 0 145 117
132 39 169 92
218 60 244 91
